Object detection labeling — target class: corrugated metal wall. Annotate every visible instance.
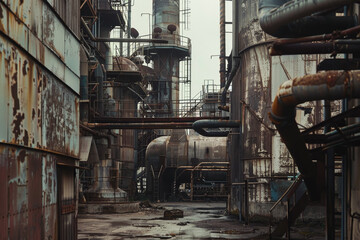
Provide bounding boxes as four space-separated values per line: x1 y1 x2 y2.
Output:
0 0 80 238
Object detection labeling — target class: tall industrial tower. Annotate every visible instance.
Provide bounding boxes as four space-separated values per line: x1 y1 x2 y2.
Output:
144 0 191 117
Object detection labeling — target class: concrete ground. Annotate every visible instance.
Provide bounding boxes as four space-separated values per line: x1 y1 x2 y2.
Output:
78 201 326 240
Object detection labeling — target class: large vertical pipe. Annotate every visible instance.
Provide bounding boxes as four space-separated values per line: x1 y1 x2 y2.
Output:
220 0 226 88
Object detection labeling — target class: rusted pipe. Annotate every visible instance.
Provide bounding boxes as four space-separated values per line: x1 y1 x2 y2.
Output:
87 122 194 129
192 120 240 137
273 25 360 46
270 41 360 56
269 70 360 200
259 0 359 38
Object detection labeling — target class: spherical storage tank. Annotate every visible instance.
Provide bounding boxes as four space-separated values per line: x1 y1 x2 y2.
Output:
145 131 228 200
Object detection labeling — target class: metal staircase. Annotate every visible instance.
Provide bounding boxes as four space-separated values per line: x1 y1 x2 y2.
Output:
269 175 310 239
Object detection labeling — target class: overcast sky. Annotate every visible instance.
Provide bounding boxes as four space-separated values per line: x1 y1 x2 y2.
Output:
131 0 232 98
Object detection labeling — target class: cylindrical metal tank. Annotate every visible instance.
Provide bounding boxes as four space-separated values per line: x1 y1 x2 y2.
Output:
229 0 325 219
145 132 228 200
153 0 180 39
147 0 186 117
0 0 80 239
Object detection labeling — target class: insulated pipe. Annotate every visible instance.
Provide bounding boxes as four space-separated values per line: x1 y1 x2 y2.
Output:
269 70 360 200
259 0 359 38
192 120 240 137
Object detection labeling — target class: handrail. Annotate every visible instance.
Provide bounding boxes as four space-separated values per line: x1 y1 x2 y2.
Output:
269 174 303 213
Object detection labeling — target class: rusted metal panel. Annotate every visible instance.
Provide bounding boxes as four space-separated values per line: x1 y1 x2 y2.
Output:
0 35 8 141
8 5 29 51
28 0 43 39
43 3 65 61
28 32 45 65
7 0 43 41
0 3 8 34
43 44 66 83
0 146 8 240
65 30 80 77
64 87 80 156
5 148 44 239
42 72 79 157
8 148 28 239
27 151 43 239
7 41 43 148
42 155 57 239
46 0 80 37
65 67 80 94
65 0 80 37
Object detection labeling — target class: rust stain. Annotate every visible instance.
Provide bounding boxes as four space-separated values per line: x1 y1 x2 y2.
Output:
39 44 44 64
11 71 19 116
22 60 28 75
43 74 47 89
326 73 340 88
12 112 24 141
32 108 35 120
37 66 42 93
17 149 26 163
23 130 28 146
0 5 4 33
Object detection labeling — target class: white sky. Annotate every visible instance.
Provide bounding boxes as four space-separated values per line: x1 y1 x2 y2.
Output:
131 0 232 98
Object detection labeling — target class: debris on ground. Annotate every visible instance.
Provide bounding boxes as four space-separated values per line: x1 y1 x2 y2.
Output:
164 209 184 220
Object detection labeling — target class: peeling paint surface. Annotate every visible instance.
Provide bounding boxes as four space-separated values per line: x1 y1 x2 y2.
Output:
0 1 80 239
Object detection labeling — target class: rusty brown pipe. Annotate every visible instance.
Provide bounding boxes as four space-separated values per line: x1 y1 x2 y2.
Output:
270 70 360 200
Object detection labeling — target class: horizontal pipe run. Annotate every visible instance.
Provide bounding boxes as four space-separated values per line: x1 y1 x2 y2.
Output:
270 41 360 56
192 120 240 137
86 122 194 129
81 18 167 43
259 0 359 38
306 123 360 144
273 25 360 46
92 116 228 123
270 70 360 200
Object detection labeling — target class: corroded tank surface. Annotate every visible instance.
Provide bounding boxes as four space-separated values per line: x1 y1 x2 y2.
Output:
146 134 227 171
153 0 180 36
230 0 325 217
0 0 80 238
